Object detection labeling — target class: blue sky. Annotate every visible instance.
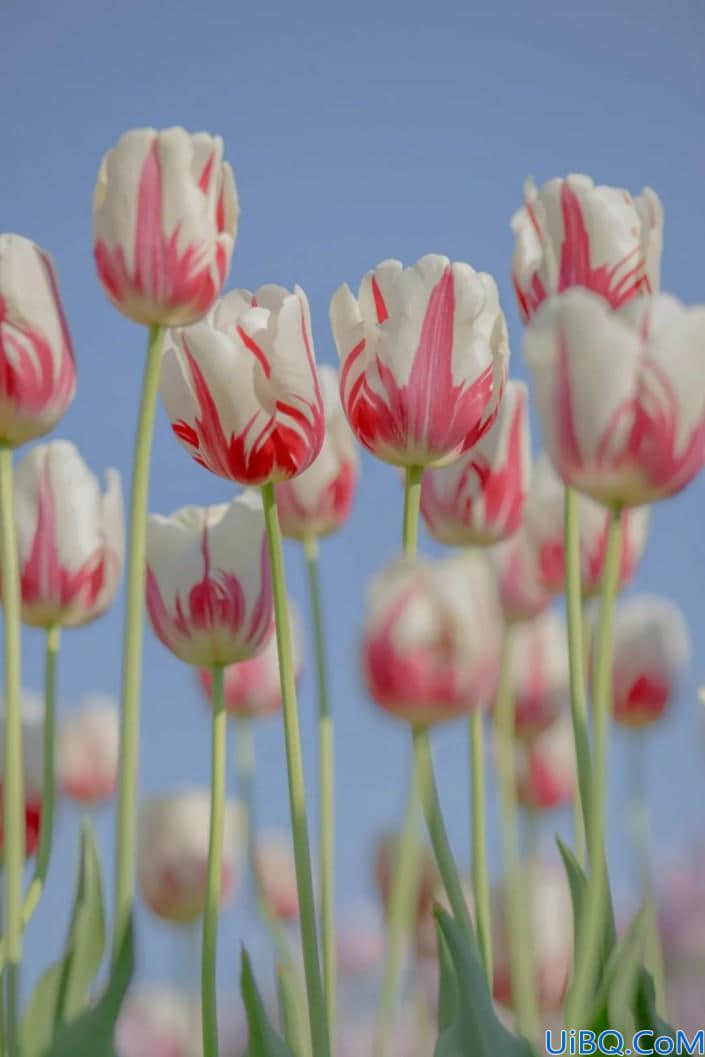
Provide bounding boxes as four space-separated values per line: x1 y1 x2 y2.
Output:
3 0 705 1005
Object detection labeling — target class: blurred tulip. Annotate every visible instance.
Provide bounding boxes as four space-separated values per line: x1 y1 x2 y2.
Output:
600 596 690 727
336 901 384 976
374 830 438 925
57 694 119 805
362 553 501 725
489 528 551 624
0 691 44 856
525 291 705 507
330 254 508 467
523 455 649 596
492 860 573 1012
491 610 569 738
514 713 576 811
160 285 324 485
275 365 358 539
137 789 240 923
93 127 238 326
146 491 273 667
11 440 123 628
420 380 530 545
115 986 202 1057
0 234 76 447
197 603 301 718
511 174 662 322
659 845 705 972
254 828 299 921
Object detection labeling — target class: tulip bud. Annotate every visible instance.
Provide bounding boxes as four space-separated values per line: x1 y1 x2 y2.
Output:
146 491 273 667
0 691 44 856
513 713 576 811
276 365 359 539
330 254 509 467
115 987 202 1057
362 553 501 725
488 528 551 624
0 234 76 447
10 440 123 628
420 380 530 546
254 828 299 921
160 285 325 485
137 789 241 923
57 695 119 805
511 174 662 322
490 610 569 738
93 127 238 326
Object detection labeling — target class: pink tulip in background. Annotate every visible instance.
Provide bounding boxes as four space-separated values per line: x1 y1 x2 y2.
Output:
160 285 324 485
57 695 119 805
0 692 44 857
330 254 509 467
362 553 501 725
0 234 76 447
145 492 273 667
511 174 662 322
115 987 203 1057
254 828 300 922
514 713 576 812
420 379 530 545
492 609 569 737
93 128 239 326
489 528 551 624
10 440 123 628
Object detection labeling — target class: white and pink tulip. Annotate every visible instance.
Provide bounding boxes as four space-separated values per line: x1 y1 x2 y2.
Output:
488 528 552 624
57 695 119 806
491 609 569 738
514 713 576 812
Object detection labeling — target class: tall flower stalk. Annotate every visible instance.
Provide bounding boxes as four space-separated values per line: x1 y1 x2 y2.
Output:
202 665 227 1057
470 708 492 981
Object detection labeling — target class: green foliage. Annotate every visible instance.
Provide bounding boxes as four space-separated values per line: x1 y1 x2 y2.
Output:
241 947 296 1057
275 962 310 1057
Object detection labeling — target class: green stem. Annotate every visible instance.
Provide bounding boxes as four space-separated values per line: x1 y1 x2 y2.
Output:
494 625 539 1042
402 466 423 558
202 664 227 1057
260 483 330 1057
0 444 23 1056
469 708 492 982
303 535 336 1046
113 323 164 958
564 487 593 867
566 506 622 1026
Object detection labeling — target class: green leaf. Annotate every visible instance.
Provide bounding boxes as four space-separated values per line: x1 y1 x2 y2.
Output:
433 909 535 1057
241 947 296 1057
603 909 646 1033
634 969 675 1039
436 915 458 1036
557 837 616 981
275 962 309 1057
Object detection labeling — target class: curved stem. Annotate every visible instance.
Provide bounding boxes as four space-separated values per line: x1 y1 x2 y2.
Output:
303 535 336 1046
202 664 227 1057
469 708 492 982
566 507 622 1026
113 323 164 958
260 483 330 1057
494 625 539 1042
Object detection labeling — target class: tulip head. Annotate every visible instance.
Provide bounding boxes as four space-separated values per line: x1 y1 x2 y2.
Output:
514 713 576 811
0 691 44 857
488 528 552 624
115 987 203 1057
491 609 569 737
93 127 238 326
57 695 119 805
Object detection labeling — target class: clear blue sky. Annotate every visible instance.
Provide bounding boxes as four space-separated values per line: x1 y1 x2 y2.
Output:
3 0 704 1005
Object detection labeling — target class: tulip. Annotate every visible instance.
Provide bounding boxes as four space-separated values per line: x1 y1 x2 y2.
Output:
160 285 325 485
511 174 662 322
137 789 241 923
330 254 509 467
254 828 300 922
115 987 203 1057
10 440 123 628
420 379 530 546
362 553 501 725
523 455 649 595
275 365 358 539
374 831 438 925
93 128 238 327
0 234 76 447
57 694 119 805
0 691 44 857
145 491 273 667
491 610 569 738
599 595 690 727
514 713 576 812
525 291 705 508
488 528 552 623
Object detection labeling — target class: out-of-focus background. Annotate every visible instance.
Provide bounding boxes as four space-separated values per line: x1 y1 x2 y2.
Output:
2 0 704 1007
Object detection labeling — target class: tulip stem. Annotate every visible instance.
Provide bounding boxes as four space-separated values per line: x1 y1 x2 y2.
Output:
202 664 227 1057
402 466 423 557
0 443 24 1057
495 624 539 1042
303 534 336 1048
113 323 164 960
566 507 622 1026
260 482 330 1057
469 708 492 982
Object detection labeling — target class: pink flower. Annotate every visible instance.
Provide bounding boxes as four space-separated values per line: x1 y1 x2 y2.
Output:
488 528 552 624
0 692 44 857
137 789 241 923
525 291 705 507
11 440 123 628
57 695 119 805
146 492 273 667
115 987 202 1057
513 713 576 811
254 828 299 921
197 604 301 718
0 234 75 447
600 595 690 727
491 610 569 738
420 379 530 545
93 127 238 326
362 554 501 726
511 174 662 322
160 285 324 485
330 254 508 467
276 365 359 539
